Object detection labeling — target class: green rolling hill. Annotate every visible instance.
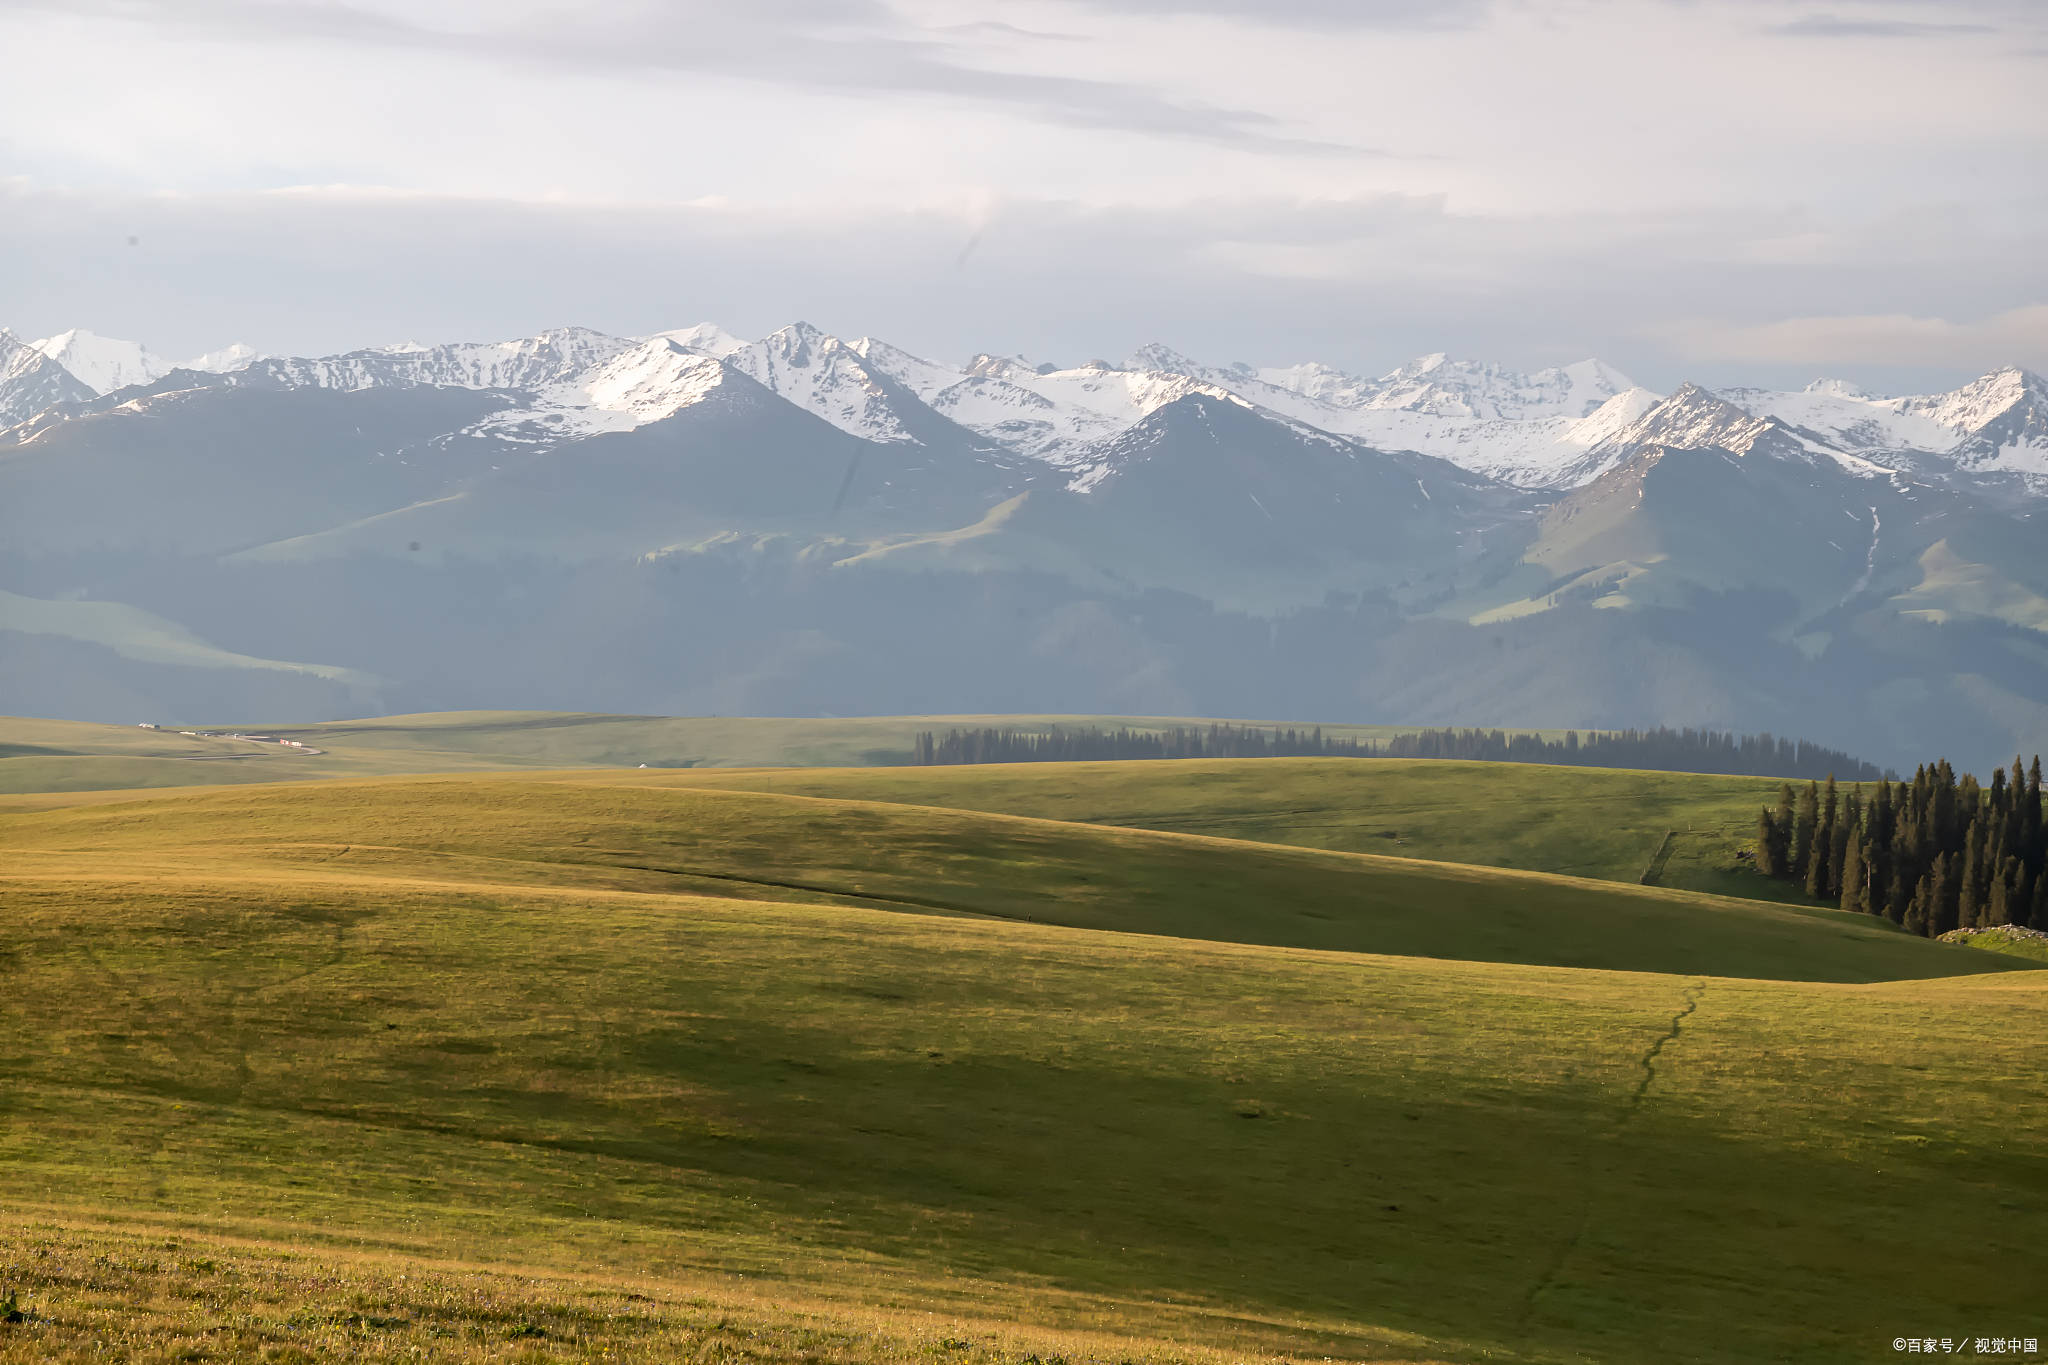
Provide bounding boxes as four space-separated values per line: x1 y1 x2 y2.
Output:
2 764 2040 1363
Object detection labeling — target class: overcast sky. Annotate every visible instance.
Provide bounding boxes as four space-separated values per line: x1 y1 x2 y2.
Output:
2 0 2044 390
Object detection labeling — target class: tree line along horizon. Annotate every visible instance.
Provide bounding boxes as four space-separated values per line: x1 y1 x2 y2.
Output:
1753 756 2048 935
910 722 1888 781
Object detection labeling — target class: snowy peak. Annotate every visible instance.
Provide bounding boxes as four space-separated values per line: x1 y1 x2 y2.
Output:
1246 351 1634 424
1615 383 1777 452
251 326 639 395
1905 365 2048 439
848 335 964 404
644 322 747 358
1721 363 2048 481
1 330 98 425
726 322 926 444
581 340 731 423
1369 353 1635 420
32 328 168 394
1123 342 1205 375
27 327 265 393
1929 367 2048 473
182 343 264 375
1252 360 1378 410
1561 386 1664 447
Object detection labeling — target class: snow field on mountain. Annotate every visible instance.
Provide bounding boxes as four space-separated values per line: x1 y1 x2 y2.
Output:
9 319 2045 490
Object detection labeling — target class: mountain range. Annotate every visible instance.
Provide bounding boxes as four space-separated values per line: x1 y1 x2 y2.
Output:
3 320 2045 772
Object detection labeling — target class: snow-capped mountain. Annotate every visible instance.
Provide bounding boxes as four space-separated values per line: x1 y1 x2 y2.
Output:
7 314 2047 775
31 329 168 394
25 329 265 395
1 330 97 425
250 326 639 396
1718 365 2048 481
1563 383 1895 486
9 317 2043 501
725 322 934 445
183 343 266 375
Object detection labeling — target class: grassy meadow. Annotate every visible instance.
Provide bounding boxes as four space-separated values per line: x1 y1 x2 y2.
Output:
608 757 1812 900
1 711 1849 908
0 711 1579 793
2 762 2041 1362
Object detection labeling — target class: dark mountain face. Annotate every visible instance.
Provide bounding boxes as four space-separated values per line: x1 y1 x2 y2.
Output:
1 340 2043 773
992 395 1531 608
0 384 525 555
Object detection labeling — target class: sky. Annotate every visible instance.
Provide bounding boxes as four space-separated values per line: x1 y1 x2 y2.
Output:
1 0 2044 391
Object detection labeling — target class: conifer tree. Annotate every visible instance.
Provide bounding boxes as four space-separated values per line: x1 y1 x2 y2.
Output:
2027 756 2044 858
2033 870 2048 931
1838 833 1868 915
1756 808 1783 878
1793 781 1820 879
1904 874 1931 936
1887 862 1914 925
1959 828 1983 930
1829 793 1855 898
1806 808 1834 899
2011 757 2030 850
1931 853 1960 936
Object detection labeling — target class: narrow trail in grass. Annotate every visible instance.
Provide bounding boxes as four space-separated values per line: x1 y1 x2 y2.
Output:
1517 979 1710 1336
1628 982 1705 1115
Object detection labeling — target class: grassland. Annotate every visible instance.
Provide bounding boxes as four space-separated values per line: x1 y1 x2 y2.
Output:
0 713 1845 911
2 770 2043 1363
0 774 1985 980
614 758 1811 901
0 711 1579 794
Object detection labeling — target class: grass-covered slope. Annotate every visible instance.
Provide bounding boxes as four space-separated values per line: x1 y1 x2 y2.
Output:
0 775 2002 982
609 758 1828 900
0 781 2042 1363
0 711 1573 795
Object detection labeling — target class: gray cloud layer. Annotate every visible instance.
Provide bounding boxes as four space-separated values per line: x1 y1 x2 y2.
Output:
3 0 2042 387
0 0 1384 154
6 181 2041 392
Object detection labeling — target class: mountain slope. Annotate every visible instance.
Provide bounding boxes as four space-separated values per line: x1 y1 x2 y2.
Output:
0 382 525 554
0 331 96 425
236 359 1017 563
30 328 167 394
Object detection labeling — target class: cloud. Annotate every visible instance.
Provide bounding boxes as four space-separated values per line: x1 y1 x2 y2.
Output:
8 177 2045 395
1044 0 1493 30
1657 305 2048 373
0 0 1384 155
1766 14 1995 37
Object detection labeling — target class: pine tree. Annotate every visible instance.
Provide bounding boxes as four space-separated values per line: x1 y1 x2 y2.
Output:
1930 853 1960 936
1793 781 1820 878
1839 834 1868 915
1988 864 2011 928
1887 861 1914 925
1756 808 1783 878
1805 809 1833 899
2027 756 2044 860
2011 757 2030 851
1829 794 1855 899
2033 869 2048 932
1904 874 1931 936
1959 836 1982 930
